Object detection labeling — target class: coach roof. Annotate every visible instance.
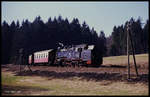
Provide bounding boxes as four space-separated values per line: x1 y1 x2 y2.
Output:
88 45 94 50
34 49 53 54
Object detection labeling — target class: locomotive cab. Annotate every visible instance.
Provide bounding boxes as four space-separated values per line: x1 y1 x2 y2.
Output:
91 46 103 66
80 45 102 66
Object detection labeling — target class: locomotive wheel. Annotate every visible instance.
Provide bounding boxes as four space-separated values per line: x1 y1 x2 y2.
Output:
48 61 52 65
62 61 67 66
58 60 62 66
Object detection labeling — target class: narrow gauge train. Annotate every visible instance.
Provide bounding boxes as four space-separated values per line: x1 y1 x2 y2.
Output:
28 44 102 66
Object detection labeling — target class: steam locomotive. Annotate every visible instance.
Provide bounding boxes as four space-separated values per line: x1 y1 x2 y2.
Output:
28 44 102 67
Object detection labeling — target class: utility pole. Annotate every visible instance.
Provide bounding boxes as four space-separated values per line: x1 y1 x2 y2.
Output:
19 48 32 72
19 48 23 73
127 21 139 79
128 23 139 77
127 22 130 79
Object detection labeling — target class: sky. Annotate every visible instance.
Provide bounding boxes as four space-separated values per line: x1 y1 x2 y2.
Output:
1 1 149 37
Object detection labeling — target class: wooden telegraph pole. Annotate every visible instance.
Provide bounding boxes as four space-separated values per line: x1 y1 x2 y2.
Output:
128 22 139 77
127 22 130 79
19 48 23 73
127 21 139 79
18 48 32 72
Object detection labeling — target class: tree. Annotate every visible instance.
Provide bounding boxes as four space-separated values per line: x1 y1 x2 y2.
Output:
1 21 11 64
142 20 149 53
128 17 143 54
81 21 91 44
9 21 17 63
110 26 120 56
91 27 98 44
99 31 107 56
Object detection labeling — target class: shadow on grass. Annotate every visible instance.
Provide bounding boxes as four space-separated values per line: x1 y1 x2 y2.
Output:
2 84 49 95
2 64 148 83
15 70 148 83
100 64 127 68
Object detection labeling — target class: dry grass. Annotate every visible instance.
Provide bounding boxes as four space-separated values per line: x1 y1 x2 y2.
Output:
1 70 148 96
103 53 148 68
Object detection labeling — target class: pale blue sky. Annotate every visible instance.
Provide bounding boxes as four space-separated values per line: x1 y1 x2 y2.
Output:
1 1 149 37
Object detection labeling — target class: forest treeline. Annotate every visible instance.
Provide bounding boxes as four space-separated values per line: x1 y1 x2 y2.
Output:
1 16 106 64
107 17 149 56
1 16 149 64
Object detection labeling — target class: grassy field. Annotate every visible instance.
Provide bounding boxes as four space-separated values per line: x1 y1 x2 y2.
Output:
103 53 148 67
1 71 148 96
1 53 149 96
